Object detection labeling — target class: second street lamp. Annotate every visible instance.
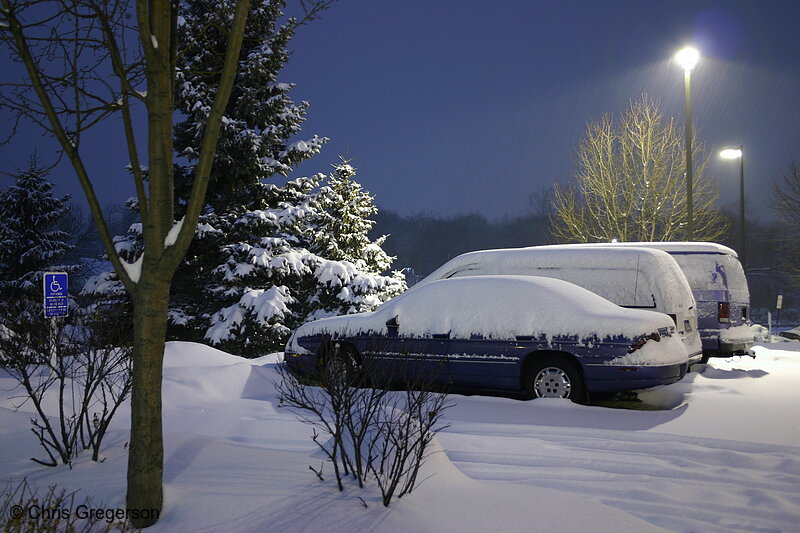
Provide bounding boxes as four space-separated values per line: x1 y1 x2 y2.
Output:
675 46 700 241
720 146 746 269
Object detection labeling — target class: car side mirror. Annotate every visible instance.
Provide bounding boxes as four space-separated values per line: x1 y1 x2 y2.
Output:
385 315 399 338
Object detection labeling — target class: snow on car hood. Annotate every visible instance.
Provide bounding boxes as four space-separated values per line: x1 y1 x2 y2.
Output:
294 275 675 342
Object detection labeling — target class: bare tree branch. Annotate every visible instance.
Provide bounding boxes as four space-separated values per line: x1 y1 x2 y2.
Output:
1 0 136 289
1 0 255 525
772 161 800 286
551 95 727 243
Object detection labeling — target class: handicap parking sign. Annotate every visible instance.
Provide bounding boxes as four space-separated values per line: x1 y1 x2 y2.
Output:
43 272 69 318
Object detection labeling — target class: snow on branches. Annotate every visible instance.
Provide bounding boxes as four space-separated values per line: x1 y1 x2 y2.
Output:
85 171 407 357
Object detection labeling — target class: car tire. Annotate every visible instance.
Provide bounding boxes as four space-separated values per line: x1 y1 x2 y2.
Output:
321 342 361 386
523 355 585 403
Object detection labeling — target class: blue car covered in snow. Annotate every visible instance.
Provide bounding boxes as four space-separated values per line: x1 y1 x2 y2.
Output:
284 276 688 402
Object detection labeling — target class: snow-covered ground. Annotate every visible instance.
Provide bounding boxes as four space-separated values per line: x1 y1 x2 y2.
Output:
1 340 799 532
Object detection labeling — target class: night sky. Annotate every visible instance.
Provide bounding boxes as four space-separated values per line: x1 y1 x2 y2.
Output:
2 0 799 219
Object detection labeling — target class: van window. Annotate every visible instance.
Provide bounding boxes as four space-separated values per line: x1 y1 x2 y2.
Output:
447 264 656 309
669 253 749 303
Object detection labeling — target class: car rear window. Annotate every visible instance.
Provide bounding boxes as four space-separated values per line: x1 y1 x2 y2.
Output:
670 253 749 303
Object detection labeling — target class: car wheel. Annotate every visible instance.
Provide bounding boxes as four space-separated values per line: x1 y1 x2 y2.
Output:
321 343 360 386
524 355 585 403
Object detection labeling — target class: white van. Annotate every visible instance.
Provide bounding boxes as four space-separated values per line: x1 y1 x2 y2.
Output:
573 242 752 359
418 245 703 366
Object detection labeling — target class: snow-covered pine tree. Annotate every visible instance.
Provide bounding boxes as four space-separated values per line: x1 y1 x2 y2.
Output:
181 168 407 357
163 0 321 354
84 0 324 332
313 158 392 270
84 1 406 357
308 158 406 317
0 157 76 320
173 0 325 210
170 176 323 353
166 0 405 355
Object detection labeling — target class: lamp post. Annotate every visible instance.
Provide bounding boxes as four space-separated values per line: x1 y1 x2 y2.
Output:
675 46 699 241
720 146 745 269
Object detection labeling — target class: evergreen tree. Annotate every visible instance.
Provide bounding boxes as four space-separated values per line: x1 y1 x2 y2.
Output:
313 158 392 271
175 171 406 357
309 159 406 316
173 0 325 210
167 0 405 355
0 157 76 317
171 176 324 353
96 167 408 358
164 0 327 338
84 1 405 357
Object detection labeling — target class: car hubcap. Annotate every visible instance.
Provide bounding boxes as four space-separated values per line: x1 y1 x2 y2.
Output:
534 367 572 398
326 356 349 384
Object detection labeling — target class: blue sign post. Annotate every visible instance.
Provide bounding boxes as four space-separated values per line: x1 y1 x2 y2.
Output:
43 272 69 318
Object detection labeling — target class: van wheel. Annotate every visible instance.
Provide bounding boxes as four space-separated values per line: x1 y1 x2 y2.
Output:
524 355 585 403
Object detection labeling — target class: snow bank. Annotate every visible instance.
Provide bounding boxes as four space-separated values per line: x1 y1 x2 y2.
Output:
2 341 799 532
163 341 252 368
161 342 268 405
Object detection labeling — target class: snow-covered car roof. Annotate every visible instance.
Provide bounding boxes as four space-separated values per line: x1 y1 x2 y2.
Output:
296 275 674 342
418 245 694 313
555 242 748 299
567 241 739 257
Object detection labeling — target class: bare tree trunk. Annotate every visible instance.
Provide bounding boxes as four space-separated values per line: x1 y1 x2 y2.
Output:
3 0 251 526
126 277 170 524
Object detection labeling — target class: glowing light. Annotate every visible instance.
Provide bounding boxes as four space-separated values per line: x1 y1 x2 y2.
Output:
675 47 700 71
719 147 743 159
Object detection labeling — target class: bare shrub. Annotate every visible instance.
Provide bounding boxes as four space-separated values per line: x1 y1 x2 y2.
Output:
276 343 451 506
1 302 132 466
366 385 450 505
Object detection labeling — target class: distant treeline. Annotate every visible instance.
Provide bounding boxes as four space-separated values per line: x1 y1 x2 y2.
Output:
369 208 552 283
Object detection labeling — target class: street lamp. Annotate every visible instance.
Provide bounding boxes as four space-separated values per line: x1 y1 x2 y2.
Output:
720 146 745 269
675 46 699 241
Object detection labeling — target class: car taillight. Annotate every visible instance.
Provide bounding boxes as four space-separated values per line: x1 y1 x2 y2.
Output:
718 302 730 323
667 314 677 325
628 331 661 353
